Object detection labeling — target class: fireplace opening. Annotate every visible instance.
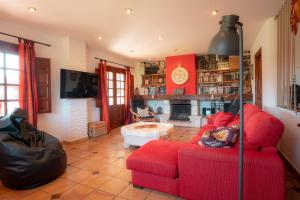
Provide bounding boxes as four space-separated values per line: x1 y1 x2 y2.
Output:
169 100 191 121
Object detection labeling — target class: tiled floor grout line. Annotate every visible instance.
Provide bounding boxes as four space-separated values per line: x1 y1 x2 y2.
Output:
144 190 153 200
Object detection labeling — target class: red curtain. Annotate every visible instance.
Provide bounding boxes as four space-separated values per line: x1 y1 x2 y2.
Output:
98 60 111 132
125 67 132 124
18 39 38 127
291 0 300 34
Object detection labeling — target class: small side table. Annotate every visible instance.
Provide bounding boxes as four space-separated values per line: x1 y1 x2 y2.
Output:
121 122 173 148
88 121 107 139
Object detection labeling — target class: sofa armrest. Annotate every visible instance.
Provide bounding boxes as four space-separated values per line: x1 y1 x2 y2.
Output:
178 145 285 200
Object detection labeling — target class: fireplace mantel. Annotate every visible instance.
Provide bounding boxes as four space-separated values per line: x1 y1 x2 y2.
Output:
134 93 252 101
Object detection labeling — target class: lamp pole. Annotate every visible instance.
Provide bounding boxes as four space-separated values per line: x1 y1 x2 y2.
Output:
208 15 244 199
237 22 244 200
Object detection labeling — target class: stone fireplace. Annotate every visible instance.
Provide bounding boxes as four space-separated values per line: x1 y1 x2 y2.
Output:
159 100 202 127
169 100 191 121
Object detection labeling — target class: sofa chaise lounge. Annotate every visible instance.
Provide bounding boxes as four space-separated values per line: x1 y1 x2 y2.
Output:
126 104 285 200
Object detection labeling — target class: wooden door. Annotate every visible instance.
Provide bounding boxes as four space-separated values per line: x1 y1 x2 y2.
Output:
255 48 262 108
106 67 126 129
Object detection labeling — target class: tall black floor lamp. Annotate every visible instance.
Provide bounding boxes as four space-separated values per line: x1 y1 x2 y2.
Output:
208 15 244 200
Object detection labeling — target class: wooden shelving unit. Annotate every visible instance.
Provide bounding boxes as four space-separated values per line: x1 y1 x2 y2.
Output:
142 74 166 87
198 68 241 73
197 52 252 95
141 61 166 95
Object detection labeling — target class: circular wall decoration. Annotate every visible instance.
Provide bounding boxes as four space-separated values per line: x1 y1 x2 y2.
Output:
171 65 189 85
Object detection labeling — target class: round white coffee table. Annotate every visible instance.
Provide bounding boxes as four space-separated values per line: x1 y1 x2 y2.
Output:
121 122 174 148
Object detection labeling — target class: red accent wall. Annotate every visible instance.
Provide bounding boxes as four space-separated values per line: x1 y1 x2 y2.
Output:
165 54 197 95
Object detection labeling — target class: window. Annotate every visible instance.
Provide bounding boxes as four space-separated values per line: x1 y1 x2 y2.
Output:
0 42 19 116
276 0 299 111
107 71 114 106
106 68 125 106
294 32 300 112
116 73 125 105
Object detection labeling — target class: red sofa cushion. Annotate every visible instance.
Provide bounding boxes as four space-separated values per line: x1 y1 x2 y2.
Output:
245 112 284 148
244 104 261 122
213 112 234 127
126 140 186 178
224 120 258 150
207 112 223 125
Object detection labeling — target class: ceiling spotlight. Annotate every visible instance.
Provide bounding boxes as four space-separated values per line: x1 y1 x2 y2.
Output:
158 36 164 40
125 8 133 14
212 9 219 16
28 7 37 12
98 36 102 40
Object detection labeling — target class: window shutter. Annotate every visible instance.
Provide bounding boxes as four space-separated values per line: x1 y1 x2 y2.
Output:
35 57 51 113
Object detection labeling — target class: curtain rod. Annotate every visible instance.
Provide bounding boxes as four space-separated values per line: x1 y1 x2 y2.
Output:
0 32 51 47
94 57 133 68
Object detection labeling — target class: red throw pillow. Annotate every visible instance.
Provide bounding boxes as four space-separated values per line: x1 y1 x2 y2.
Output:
213 112 234 127
245 112 284 148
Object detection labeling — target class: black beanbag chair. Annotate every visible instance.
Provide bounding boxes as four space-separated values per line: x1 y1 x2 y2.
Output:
0 109 67 190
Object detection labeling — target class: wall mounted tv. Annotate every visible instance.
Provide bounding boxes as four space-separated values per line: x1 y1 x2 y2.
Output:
60 69 98 99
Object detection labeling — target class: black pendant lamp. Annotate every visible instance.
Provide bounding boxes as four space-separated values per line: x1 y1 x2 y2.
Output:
208 15 240 55
208 14 244 200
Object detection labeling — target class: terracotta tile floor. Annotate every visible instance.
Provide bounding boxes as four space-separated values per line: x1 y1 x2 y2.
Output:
0 127 299 200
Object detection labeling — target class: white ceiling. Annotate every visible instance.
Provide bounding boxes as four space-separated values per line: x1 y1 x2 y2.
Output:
0 0 284 61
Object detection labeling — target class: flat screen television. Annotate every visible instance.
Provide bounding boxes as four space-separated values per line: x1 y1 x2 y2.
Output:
60 69 98 98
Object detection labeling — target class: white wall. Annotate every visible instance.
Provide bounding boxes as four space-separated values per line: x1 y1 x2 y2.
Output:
251 18 300 173
133 62 144 90
251 18 278 108
60 37 89 141
0 19 134 141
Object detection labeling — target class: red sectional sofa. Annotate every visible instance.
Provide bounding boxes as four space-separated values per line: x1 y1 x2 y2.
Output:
126 104 285 200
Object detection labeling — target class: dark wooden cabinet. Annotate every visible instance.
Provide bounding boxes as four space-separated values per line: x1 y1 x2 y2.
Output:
35 57 51 113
